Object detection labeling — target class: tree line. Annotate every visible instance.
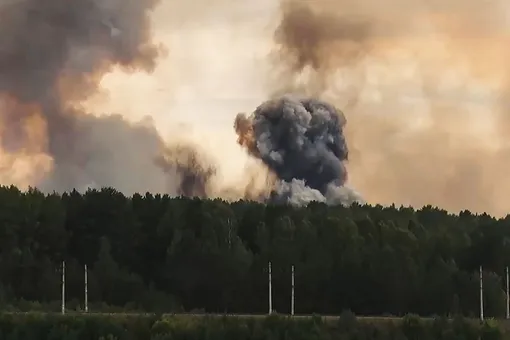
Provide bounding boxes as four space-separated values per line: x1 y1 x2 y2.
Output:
0 185 510 316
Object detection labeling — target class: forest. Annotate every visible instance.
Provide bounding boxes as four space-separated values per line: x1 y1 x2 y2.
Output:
0 185 509 317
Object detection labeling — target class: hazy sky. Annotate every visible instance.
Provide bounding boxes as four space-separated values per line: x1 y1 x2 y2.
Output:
85 0 510 215
3 0 510 215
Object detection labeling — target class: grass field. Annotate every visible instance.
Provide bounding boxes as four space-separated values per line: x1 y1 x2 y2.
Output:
0 311 461 322
4 311 507 328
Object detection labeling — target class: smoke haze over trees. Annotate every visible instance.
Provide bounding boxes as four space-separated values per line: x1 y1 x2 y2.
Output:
235 96 362 206
269 0 510 216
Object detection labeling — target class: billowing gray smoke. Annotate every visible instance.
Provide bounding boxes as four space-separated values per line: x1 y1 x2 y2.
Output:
235 95 363 206
0 0 214 196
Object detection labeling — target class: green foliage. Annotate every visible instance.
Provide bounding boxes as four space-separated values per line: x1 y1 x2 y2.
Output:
0 313 505 340
1 186 510 316
481 319 502 340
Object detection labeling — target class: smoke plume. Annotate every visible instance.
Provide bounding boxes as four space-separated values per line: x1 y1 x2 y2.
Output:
269 0 371 105
156 144 216 197
0 0 215 195
235 95 362 206
266 0 510 216
3 0 510 216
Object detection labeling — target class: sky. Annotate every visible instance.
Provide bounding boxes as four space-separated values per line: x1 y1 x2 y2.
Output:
3 0 510 215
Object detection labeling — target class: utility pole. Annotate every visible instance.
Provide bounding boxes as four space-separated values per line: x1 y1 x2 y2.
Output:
84 264 88 313
480 265 484 322
291 265 295 316
228 219 232 249
268 261 272 314
61 261 66 315
506 266 509 319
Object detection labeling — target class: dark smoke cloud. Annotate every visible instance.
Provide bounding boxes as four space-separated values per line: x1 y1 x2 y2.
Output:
270 0 371 105
235 95 362 206
156 144 217 197
267 0 510 216
0 0 215 195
